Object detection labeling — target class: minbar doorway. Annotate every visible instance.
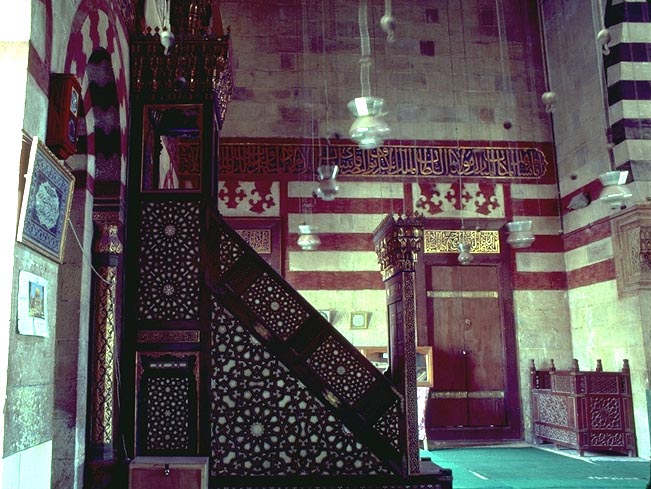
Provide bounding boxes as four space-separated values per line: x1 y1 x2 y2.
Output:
416 222 521 444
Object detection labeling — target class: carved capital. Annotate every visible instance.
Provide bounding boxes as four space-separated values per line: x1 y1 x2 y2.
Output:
373 214 423 281
611 204 651 296
92 220 124 255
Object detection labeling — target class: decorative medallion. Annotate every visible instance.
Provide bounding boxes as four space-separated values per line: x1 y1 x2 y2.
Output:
414 182 504 218
218 180 280 216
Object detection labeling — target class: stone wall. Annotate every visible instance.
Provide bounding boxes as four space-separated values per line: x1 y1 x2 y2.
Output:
543 0 651 457
217 0 562 442
3 246 58 488
219 0 550 143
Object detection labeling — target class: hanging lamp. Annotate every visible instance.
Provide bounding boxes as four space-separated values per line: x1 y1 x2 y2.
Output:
156 0 175 54
592 0 632 211
296 0 320 250
457 241 473 266
495 0 535 250
297 223 321 251
506 220 536 249
348 0 390 149
598 170 632 210
315 163 340 201
315 7 340 202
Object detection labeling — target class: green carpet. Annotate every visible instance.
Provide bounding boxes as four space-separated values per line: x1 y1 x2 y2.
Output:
423 446 650 489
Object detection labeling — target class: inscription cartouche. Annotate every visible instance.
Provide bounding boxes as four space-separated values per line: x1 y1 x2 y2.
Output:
220 142 549 179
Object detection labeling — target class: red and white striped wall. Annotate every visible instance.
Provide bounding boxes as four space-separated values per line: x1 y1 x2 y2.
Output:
217 158 569 293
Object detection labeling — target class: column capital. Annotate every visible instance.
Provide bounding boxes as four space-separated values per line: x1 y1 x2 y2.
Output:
92 215 123 255
372 213 423 281
611 204 651 296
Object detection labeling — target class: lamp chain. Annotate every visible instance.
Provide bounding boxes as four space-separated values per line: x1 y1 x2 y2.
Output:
155 0 170 30
358 0 372 98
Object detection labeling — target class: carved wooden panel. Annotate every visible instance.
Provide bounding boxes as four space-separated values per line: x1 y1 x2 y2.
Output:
240 273 308 340
137 201 200 320
530 364 637 456
209 303 389 477
537 393 569 426
373 401 401 451
207 208 407 475
306 335 377 406
136 352 199 455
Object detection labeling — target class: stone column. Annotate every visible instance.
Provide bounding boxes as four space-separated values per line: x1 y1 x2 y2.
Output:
89 217 123 460
372 213 423 476
611 204 651 456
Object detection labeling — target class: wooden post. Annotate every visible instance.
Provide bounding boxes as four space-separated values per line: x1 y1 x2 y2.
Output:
372 213 423 476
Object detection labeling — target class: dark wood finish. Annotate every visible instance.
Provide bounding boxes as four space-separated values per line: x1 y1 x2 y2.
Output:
46 74 81 159
427 266 506 428
129 456 208 489
204 208 408 476
415 217 521 443
530 359 637 456
123 96 217 457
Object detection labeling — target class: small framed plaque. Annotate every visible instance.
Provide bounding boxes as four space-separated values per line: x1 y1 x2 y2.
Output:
350 311 369 330
17 270 48 337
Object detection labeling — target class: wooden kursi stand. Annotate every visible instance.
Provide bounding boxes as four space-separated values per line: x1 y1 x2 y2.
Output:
530 359 637 456
414 219 521 444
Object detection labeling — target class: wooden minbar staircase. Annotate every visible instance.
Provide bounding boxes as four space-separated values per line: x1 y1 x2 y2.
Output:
201 205 452 487
126 201 452 488
123 2 452 485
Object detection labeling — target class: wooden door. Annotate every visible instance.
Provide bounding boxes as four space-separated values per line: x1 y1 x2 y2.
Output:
426 265 507 434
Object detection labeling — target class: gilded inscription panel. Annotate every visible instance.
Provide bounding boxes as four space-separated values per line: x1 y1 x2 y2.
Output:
423 230 500 254
235 229 272 254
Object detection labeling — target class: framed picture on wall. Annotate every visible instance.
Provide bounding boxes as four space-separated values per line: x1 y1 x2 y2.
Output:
17 136 75 263
17 270 48 337
141 104 203 192
350 311 369 330
318 310 332 322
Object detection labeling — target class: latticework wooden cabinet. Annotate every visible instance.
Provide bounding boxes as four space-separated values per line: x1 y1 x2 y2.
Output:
530 359 637 457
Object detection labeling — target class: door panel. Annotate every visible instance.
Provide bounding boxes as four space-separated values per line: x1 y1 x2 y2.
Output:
426 265 507 430
429 399 468 426
432 297 466 391
468 398 506 426
463 298 503 392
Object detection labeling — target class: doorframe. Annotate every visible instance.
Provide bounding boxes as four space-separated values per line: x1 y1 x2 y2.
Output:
415 217 522 442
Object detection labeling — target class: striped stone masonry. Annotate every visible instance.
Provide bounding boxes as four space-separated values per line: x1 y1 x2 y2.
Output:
605 0 651 175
